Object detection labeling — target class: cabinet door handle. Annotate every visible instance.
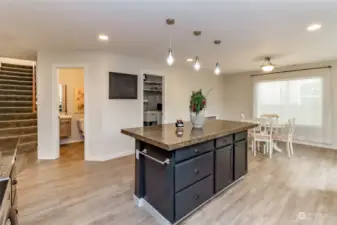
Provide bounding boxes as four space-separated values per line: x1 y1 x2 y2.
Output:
194 149 199 153
194 169 199 174
194 195 199 200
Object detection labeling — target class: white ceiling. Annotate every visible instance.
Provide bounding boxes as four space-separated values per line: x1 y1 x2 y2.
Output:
1 0 337 73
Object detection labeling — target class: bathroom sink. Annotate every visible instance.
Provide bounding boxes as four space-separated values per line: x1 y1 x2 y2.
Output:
59 115 72 119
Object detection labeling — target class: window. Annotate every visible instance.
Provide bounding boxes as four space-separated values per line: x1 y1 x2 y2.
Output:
255 78 322 126
254 69 331 144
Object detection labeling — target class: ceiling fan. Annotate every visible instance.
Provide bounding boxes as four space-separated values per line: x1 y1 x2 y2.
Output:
260 57 275 72
253 54 283 73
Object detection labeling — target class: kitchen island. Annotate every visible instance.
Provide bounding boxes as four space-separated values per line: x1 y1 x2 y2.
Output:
121 120 257 225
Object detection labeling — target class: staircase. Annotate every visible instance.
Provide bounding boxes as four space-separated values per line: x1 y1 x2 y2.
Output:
0 63 37 153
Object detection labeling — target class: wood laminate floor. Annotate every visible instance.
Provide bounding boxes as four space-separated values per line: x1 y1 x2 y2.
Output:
17 142 337 225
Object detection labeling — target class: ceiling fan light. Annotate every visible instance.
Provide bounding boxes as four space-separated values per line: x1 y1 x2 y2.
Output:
261 65 275 72
261 57 275 72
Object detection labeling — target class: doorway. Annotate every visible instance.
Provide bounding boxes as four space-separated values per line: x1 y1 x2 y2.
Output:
143 74 164 126
57 67 85 160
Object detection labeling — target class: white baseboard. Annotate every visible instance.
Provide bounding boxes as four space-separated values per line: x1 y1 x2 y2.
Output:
85 150 133 161
280 139 337 151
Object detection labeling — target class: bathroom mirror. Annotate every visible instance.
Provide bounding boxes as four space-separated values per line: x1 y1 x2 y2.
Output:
59 84 68 113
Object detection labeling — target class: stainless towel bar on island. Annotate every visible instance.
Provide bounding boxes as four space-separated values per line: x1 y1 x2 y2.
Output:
136 149 171 165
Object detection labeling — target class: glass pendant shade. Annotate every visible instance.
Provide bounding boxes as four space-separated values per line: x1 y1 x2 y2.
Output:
261 58 275 72
214 62 220 75
194 56 200 71
167 48 174 66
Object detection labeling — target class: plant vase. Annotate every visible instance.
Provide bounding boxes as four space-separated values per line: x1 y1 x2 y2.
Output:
189 89 210 129
190 110 205 128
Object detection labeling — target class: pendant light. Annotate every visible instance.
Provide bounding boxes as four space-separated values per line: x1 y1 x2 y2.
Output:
167 47 174 66
261 57 275 72
166 18 175 66
214 62 220 75
194 57 201 71
193 31 202 71
213 40 221 75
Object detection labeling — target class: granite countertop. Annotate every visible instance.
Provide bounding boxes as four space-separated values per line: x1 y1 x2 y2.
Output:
121 120 258 151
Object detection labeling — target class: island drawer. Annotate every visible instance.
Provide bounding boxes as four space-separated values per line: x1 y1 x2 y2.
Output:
175 141 213 163
235 131 247 142
175 152 213 192
215 134 233 148
175 175 213 221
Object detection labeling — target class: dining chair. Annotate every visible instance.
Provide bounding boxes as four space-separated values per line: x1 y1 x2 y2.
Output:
252 118 274 158
273 118 295 158
239 113 257 154
240 113 245 120
260 114 279 124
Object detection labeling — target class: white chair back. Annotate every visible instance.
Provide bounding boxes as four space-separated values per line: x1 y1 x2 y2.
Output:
288 118 296 137
240 113 245 121
260 114 279 124
253 117 273 138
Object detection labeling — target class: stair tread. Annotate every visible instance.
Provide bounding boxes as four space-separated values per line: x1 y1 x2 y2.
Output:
0 89 31 92
1 66 33 71
0 119 37 123
0 133 37 139
18 140 37 146
0 79 32 83
1 63 33 67
0 94 32 98
0 112 36 115
0 70 32 75
0 74 32 79
19 141 37 146
0 125 37 130
0 100 31 103
0 106 31 109
0 84 32 87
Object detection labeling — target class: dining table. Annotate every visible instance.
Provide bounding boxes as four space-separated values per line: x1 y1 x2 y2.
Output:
242 119 287 153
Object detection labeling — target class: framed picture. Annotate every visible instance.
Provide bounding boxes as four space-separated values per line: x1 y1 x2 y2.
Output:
74 88 84 113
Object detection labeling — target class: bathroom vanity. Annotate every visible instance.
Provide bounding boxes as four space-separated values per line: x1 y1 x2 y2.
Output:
59 116 71 138
121 120 257 224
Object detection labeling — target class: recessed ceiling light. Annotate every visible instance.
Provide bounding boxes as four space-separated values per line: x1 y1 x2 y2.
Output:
186 58 193 62
307 23 322 31
98 34 109 41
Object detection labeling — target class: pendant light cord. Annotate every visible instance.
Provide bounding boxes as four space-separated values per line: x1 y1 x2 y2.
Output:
169 35 172 49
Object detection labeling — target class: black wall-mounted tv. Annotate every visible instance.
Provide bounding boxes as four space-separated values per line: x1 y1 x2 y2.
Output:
109 72 138 99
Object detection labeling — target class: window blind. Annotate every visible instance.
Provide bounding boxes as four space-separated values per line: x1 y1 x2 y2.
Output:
253 68 332 144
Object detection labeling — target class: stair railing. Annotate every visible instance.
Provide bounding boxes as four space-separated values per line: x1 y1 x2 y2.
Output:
32 62 36 113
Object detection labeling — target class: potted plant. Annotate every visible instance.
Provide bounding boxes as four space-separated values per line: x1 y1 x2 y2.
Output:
189 89 209 128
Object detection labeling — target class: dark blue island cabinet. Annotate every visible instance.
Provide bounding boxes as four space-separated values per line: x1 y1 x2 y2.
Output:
122 120 256 225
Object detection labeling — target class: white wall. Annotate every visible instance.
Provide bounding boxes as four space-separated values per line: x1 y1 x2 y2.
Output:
58 68 85 144
222 60 337 149
37 51 226 161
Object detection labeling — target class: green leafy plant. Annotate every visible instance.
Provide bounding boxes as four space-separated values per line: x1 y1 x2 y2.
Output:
189 89 211 115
